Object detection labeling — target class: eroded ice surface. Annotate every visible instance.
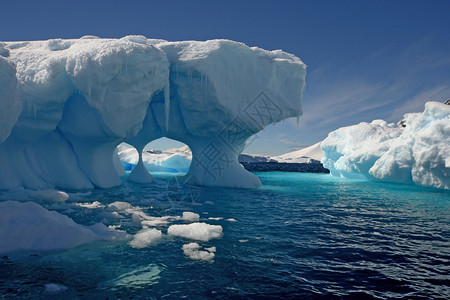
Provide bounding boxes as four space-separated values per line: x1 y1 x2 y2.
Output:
0 36 306 190
321 101 450 189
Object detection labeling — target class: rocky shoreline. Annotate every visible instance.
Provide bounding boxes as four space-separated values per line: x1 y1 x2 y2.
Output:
240 162 330 173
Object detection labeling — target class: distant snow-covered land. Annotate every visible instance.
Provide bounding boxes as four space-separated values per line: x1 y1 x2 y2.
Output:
273 142 323 163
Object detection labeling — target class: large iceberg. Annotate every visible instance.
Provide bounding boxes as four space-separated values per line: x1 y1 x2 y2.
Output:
321 101 450 189
0 36 306 190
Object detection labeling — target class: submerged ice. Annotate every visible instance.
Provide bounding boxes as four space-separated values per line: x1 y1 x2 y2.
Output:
0 201 124 254
321 101 450 190
0 36 306 191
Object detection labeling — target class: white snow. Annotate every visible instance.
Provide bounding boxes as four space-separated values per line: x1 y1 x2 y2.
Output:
275 141 324 163
129 227 162 248
322 101 450 189
0 201 125 254
0 36 305 190
181 242 215 261
167 222 223 241
75 201 105 209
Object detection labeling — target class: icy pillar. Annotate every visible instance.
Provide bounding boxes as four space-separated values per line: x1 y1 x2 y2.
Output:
185 137 261 188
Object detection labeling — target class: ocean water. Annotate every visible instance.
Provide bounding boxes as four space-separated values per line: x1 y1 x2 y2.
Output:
1 172 449 299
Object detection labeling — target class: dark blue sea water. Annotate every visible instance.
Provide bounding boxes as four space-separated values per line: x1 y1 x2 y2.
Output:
1 172 449 299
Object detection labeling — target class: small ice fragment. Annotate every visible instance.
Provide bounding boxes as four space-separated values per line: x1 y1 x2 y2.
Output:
167 222 223 241
108 201 132 211
75 201 104 209
205 246 216 252
182 243 215 261
181 212 200 222
129 228 162 248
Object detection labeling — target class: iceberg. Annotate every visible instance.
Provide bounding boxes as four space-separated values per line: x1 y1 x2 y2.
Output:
321 101 450 189
0 36 306 190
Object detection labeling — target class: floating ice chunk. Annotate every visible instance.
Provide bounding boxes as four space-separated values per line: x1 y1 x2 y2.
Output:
126 207 181 227
167 222 223 241
226 218 237 222
141 215 179 227
28 189 69 202
75 201 104 209
0 201 123 254
129 228 162 249
181 212 200 222
205 246 216 252
182 242 215 261
107 201 133 211
44 283 68 294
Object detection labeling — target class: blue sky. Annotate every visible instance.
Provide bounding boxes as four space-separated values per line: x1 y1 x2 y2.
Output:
1 0 449 155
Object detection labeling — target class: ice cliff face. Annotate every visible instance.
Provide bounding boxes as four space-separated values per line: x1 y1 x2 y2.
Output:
0 36 306 190
321 102 450 190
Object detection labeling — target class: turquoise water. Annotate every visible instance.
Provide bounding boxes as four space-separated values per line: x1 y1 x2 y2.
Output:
1 172 449 299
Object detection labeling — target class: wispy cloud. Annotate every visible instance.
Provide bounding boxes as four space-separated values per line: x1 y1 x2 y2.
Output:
292 35 450 137
279 138 308 150
248 36 450 155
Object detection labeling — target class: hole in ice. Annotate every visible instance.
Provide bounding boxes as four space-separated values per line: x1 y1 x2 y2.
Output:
116 138 192 176
142 138 192 174
116 143 139 174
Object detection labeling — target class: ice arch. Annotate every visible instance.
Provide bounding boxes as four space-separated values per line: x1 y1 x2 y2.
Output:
0 36 306 190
